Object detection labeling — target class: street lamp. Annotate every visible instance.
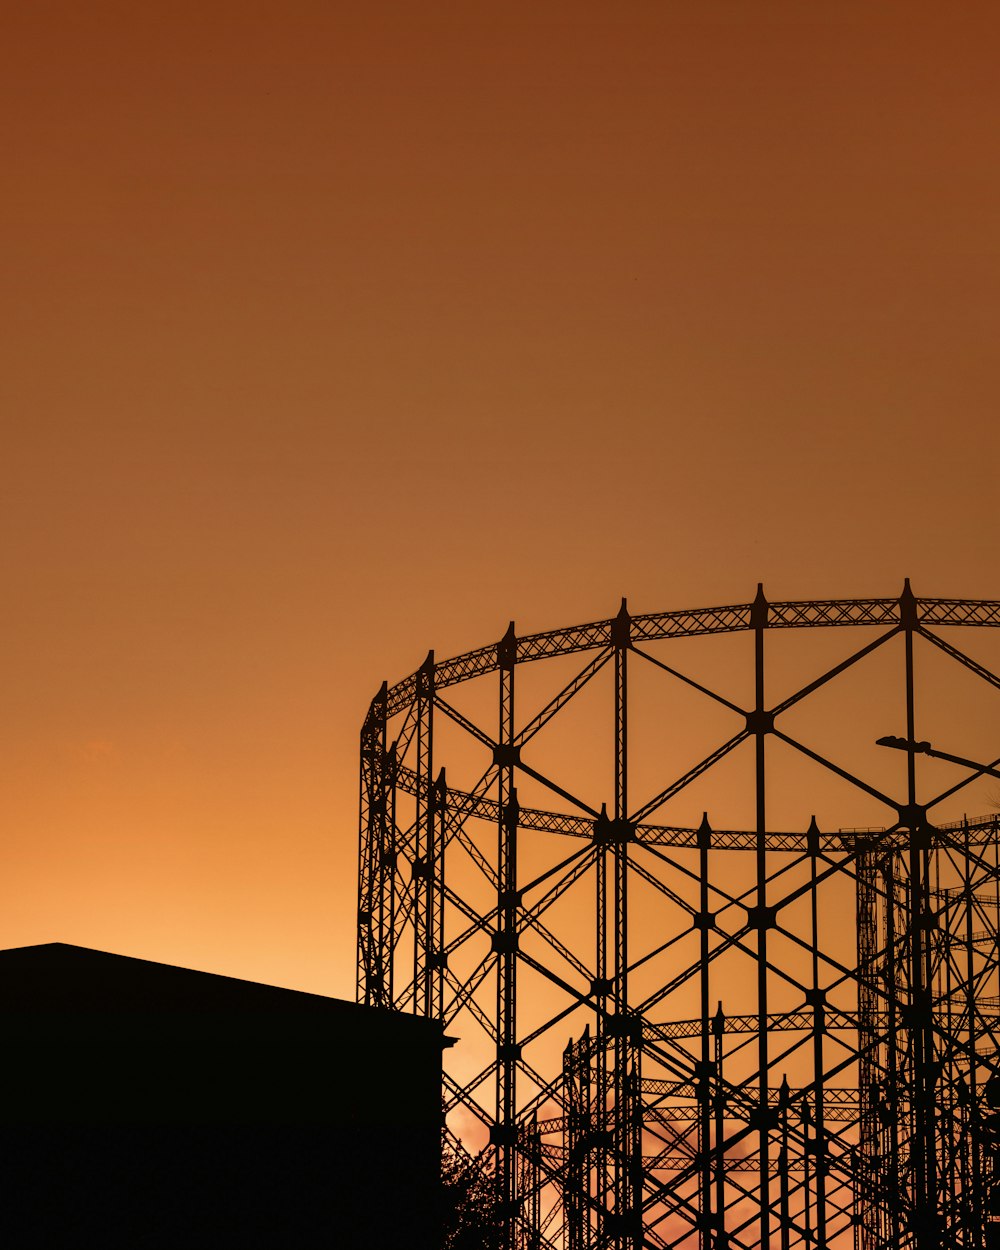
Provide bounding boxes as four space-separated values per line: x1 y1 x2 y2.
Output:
875 736 1000 782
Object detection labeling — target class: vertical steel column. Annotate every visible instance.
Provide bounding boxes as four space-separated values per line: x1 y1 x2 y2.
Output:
495 622 519 1245
624 1048 642 1250
430 766 447 1022
519 1115 541 1250
357 682 388 1006
565 1034 585 1250
750 583 772 1249
886 852 903 1249
612 599 638 1248
697 813 713 1250
383 739 399 1006
856 834 881 1250
595 825 610 1231
802 1095 813 1246
712 1004 727 1244
415 651 435 1016
990 819 1000 1247
963 819 983 1242
807 815 828 1247
900 580 937 1249
851 1145 861 1250
779 1076 791 1250
565 1026 598 1250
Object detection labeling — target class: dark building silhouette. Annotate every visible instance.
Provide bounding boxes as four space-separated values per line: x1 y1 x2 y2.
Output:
0 943 449 1248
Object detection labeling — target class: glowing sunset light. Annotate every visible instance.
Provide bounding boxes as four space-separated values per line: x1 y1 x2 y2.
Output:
2 0 997 1024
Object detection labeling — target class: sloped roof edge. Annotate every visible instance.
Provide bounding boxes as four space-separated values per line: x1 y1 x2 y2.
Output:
0 942 451 1041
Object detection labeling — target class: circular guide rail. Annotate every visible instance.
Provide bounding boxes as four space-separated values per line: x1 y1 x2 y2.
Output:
356 584 1000 1250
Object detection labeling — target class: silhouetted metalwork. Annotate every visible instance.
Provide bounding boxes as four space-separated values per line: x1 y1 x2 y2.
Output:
357 584 1000 1249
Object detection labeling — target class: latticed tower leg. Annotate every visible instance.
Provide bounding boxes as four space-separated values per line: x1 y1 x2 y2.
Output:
495 622 520 1243
357 681 388 1006
750 584 773 1250
856 836 883 1249
518 1116 542 1250
611 602 641 1249
564 1031 587 1250
414 652 435 1017
563 1027 598 1250
430 767 447 1022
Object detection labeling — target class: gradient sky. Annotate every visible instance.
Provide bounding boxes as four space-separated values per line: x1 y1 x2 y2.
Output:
3 1 999 998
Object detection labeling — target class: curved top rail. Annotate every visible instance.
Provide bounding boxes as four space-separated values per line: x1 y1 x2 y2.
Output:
381 595 1000 719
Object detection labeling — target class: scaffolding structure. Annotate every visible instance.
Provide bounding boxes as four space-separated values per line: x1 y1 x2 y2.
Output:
357 585 1000 1249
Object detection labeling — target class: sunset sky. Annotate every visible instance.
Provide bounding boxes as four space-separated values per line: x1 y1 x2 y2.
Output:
3 1 999 999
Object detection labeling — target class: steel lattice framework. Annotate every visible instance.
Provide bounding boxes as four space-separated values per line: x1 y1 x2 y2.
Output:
356 584 1000 1250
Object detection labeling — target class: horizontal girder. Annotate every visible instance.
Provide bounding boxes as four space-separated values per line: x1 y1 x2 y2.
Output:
392 759 1000 850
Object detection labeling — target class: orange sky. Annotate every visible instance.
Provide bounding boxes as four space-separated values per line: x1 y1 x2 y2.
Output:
2 1 999 999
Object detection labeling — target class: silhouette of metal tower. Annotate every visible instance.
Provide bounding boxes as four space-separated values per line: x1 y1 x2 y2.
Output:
357 585 1000 1249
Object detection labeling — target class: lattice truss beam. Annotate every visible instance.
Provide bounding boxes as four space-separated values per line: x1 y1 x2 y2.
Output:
356 587 1000 1250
